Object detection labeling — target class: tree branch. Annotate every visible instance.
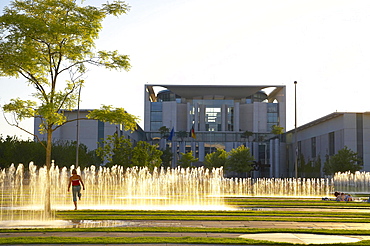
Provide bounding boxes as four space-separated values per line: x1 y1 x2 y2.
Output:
2 111 47 149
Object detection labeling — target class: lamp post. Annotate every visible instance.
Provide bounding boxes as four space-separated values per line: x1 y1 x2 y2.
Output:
76 85 82 168
294 81 298 178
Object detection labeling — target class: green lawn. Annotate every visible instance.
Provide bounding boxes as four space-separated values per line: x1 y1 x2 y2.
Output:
2 197 370 245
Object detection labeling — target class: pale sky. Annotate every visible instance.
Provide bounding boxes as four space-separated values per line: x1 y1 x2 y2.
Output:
1 0 370 140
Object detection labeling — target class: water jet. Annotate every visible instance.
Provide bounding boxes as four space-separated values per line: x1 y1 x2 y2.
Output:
0 163 344 228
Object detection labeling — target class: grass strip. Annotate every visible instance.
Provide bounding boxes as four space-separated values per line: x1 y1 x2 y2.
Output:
54 214 370 223
2 236 370 245
56 209 370 218
3 236 370 245
2 227 370 235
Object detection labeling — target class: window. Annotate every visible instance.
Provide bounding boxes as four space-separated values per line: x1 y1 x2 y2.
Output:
150 102 162 131
311 137 316 158
267 103 279 132
329 132 335 156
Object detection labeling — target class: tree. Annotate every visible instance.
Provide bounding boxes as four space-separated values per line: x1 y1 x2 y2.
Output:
323 146 363 175
131 141 162 170
204 148 227 168
241 130 253 142
0 0 138 214
176 131 188 142
160 147 173 168
177 151 198 168
271 125 284 135
96 133 132 168
225 145 254 176
158 126 170 139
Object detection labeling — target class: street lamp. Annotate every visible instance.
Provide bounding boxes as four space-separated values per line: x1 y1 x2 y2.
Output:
294 81 298 178
76 85 82 168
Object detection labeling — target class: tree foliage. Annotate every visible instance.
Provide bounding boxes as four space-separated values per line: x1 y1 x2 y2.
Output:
158 126 170 139
0 0 136 169
178 151 198 168
176 131 188 142
96 133 132 168
271 125 284 135
298 153 322 178
225 145 254 175
0 135 99 169
323 146 363 175
0 0 135 213
131 141 162 170
204 148 227 168
160 147 173 168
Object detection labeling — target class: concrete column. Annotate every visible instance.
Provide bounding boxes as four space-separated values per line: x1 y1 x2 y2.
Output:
198 142 205 161
221 104 227 131
234 102 240 132
274 138 280 178
199 104 206 131
194 102 199 131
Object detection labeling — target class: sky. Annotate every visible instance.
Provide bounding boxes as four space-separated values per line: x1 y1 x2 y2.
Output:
1 0 370 140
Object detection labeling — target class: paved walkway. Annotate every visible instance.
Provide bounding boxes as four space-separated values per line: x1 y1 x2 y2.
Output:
2 220 370 245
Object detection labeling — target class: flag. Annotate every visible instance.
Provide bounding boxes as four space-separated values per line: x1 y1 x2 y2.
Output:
189 125 196 139
167 127 174 141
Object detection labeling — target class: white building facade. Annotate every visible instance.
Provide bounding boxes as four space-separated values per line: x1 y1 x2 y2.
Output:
144 84 286 177
34 109 145 151
285 112 370 176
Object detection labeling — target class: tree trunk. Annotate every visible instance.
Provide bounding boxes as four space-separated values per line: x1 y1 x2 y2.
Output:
44 127 53 218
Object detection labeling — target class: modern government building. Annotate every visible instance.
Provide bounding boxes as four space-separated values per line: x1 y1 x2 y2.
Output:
34 84 370 177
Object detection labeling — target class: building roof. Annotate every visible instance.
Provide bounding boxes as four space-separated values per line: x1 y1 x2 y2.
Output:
286 112 370 133
146 84 285 100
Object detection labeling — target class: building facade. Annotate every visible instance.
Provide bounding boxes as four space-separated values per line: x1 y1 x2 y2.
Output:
285 112 370 176
34 109 145 151
144 84 286 176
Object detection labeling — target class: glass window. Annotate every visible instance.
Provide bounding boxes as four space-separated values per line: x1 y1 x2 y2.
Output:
311 137 316 158
329 132 335 156
150 111 162 121
151 102 162 111
267 103 278 113
191 99 234 132
150 122 162 131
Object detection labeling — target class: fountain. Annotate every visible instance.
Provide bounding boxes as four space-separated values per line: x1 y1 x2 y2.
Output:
0 162 336 225
333 171 370 195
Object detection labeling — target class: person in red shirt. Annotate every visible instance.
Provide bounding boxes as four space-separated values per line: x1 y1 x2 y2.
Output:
67 169 85 210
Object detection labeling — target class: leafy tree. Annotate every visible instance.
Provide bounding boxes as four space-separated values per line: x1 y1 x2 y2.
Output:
158 126 170 139
131 141 162 170
225 145 254 175
176 131 188 142
96 133 132 168
160 147 173 168
0 135 44 168
204 148 227 168
241 130 253 142
0 0 137 214
0 136 98 169
51 140 100 169
177 151 198 168
271 125 284 135
323 146 363 175
298 154 322 178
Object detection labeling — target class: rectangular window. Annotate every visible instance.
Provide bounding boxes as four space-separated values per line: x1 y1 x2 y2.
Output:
329 132 335 156
150 111 162 121
311 137 316 158
151 102 162 111
98 120 104 148
150 102 162 131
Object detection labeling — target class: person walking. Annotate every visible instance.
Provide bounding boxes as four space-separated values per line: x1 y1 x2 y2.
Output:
67 169 85 210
